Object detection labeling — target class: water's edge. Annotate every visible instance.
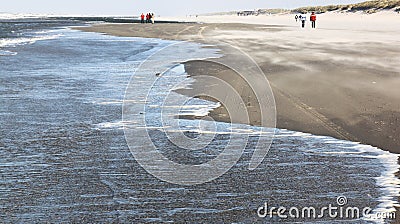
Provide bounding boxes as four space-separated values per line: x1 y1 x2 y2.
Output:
1 22 399 223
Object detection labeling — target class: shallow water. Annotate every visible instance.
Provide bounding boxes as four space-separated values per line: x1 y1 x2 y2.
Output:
0 20 399 223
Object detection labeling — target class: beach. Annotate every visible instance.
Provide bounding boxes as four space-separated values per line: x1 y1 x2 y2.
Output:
1 13 400 223
77 11 400 154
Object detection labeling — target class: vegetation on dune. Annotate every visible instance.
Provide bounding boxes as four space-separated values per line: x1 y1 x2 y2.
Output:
292 0 400 14
210 0 400 16
257 9 291 14
293 5 341 14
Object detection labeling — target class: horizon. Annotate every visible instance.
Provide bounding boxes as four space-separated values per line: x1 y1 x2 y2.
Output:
1 0 367 17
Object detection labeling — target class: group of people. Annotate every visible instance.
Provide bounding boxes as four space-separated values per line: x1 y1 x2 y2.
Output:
295 12 317 29
140 13 155 24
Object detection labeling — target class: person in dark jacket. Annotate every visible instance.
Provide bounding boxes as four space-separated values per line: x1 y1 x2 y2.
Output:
300 14 306 28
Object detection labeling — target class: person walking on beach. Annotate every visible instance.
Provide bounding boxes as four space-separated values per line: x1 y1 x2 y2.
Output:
310 12 317 28
295 14 298 22
151 13 155 24
146 13 150 23
300 13 306 28
140 13 145 24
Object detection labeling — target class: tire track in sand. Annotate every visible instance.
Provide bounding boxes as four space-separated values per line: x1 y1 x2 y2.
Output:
271 83 359 142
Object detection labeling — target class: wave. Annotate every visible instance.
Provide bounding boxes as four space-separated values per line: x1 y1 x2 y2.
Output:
0 50 17 56
287 131 400 222
0 34 62 48
0 13 136 20
0 13 49 20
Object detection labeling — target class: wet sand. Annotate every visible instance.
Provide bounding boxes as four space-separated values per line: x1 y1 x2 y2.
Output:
76 13 400 154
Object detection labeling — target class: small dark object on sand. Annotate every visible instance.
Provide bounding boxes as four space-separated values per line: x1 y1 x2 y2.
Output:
155 73 161 76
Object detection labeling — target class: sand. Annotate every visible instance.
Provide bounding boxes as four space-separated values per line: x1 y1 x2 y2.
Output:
76 11 400 153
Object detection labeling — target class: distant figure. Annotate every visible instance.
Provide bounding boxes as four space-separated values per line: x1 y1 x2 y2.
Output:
146 13 150 23
295 14 298 22
310 12 317 28
300 14 306 28
140 13 145 24
151 13 155 24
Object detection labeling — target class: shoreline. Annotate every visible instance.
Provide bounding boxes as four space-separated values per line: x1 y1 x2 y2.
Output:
75 16 400 155
76 22 400 221
2 14 400 223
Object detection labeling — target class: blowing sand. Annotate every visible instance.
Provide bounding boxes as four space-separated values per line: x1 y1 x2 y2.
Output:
77 11 400 153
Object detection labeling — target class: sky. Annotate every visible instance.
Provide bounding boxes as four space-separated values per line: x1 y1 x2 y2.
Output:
2 0 367 16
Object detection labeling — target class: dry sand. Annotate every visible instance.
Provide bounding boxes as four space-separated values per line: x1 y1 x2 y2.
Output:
77 11 400 153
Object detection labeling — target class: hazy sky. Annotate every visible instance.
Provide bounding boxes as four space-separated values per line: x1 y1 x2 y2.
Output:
2 0 366 16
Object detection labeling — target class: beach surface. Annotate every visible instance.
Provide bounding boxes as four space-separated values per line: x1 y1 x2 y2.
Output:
1 14 400 223
77 11 400 153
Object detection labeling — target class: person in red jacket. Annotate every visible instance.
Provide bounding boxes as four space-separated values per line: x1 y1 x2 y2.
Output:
310 12 317 28
140 13 145 24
